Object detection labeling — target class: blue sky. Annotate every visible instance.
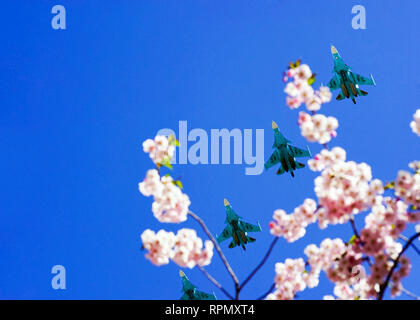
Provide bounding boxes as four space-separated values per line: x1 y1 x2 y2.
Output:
0 0 419 299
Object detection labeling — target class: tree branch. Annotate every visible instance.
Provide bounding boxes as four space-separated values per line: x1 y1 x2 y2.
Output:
377 232 420 300
197 265 234 300
399 234 420 256
256 283 276 300
188 210 240 291
400 286 420 300
349 216 360 239
239 237 279 293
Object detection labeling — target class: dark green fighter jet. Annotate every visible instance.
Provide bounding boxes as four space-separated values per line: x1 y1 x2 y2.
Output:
328 45 376 104
216 199 261 250
264 121 311 177
179 270 216 300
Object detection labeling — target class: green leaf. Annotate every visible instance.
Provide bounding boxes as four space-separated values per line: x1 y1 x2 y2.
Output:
307 73 316 86
160 158 173 170
384 181 395 190
289 59 301 69
348 235 357 245
173 180 183 189
168 135 180 147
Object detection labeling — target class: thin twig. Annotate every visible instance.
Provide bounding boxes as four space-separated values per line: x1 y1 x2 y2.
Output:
349 216 360 239
256 283 276 300
377 232 420 300
399 234 420 256
239 237 279 293
197 265 234 300
400 286 420 300
188 211 240 290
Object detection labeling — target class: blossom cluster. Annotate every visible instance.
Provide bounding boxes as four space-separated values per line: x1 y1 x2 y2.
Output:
298 111 338 144
283 64 332 111
410 109 420 137
141 228 213 268
394 168 420 207
143 135 175 166
139 169 190 223
308 147 346 172
269 198 317 242
314 158 384 228
266 258 307 300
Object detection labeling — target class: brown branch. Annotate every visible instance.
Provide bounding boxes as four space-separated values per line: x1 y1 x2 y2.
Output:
377 232 420 300
238 237 279 294
197 265 234 300
188 211 240 292
400 286 420 300
256 283 276 300
399 234 420 256
349 216 360 239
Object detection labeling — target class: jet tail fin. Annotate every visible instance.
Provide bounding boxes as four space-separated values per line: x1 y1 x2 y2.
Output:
336 93 345 101
296 162 305 169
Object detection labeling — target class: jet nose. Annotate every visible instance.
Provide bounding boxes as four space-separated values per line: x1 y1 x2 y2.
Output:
224 199 230 206
272 121 278 129
331 45 338 54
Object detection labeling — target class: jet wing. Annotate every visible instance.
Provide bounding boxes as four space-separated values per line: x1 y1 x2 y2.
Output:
195 290 216 300
264 151 280 169
350 72 375 86
289 145 311 158
240 221 262 233
217 225 233 243
327 74 341 90
180 293 190 300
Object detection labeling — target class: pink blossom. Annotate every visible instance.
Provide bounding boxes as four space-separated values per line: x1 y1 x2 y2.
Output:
172 229 214 268
139 171 190 223
140 229 176 266
141 228 214 268
314 160 383 228
266 258 307 300
270 199 317 242
410 109 420 137
394 168 420 207
142 135 175 165
308 147 346 172
298 111 338 144
283 63 331 111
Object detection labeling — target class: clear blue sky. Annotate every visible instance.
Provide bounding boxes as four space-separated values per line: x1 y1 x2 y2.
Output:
0 0 419 299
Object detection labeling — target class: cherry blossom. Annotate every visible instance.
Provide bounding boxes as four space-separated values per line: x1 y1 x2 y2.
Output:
308 147 346 172
269 199 317 242
283 63 332 111
141 229 176 266
172 228 214 268
410 109 420 137
394 168 420 207
141 228 214 268
143 135 175 166
266 258 307 300
314 159 383 228
139 170 190 223
298 111 338 144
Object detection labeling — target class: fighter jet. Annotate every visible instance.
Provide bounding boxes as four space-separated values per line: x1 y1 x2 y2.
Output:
216 199 261 250
328 45 376 104
179 270 216 300
264 121 311 177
